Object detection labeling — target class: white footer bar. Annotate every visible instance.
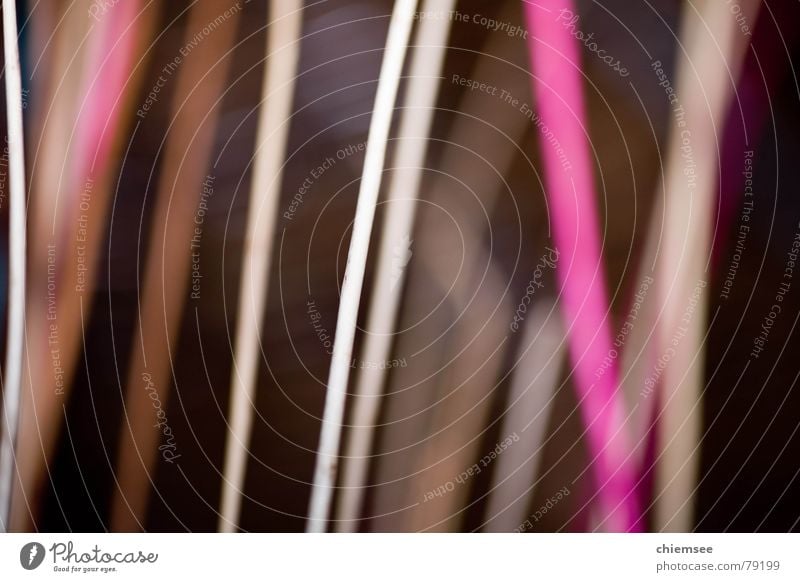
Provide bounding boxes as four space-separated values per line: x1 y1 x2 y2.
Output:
0 533 797 580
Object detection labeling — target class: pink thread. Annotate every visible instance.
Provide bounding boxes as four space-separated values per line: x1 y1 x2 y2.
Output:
72 1 141 191
523 0 640 531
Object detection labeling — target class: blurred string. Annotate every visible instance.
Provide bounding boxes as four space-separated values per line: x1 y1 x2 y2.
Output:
13 0 92 530
13 0 153 530
27 1 91 266
335 0 456 533
622 0 755 531
523 0 640 531
630 0 792 531
12 0 92 530
306 0 417 533
483 299 566 532
368 10 529 530
398 112 517 531
0 0 28 532
712 1 797 269
112 0 241 531
218 0 302 534
650 0 761 532
1 0 785 533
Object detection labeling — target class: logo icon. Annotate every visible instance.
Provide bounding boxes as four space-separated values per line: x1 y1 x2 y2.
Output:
390 235 413 290
20 542 45 570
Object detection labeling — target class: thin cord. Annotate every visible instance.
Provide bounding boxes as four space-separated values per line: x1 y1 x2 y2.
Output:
652 0 761 532
483 300 565 532
366 10 531 528
335 0 455 533
523 0 640 531
306 0 417 533
218 0 303 533
0 0 27 532
111 0 242 530
11 1 148 531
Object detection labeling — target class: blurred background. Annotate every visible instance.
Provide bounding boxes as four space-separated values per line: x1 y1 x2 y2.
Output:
0 0 798 532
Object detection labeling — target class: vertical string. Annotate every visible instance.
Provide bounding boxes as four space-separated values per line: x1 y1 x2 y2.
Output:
367 11 530 530
0 0 27 532
523 0 640 531
483 300 565 532
335 0 455 533
14 0 153 530
652 0 760 532
306 0 417 533
111 0 241 530
14 9 92 528
217 0 302 533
